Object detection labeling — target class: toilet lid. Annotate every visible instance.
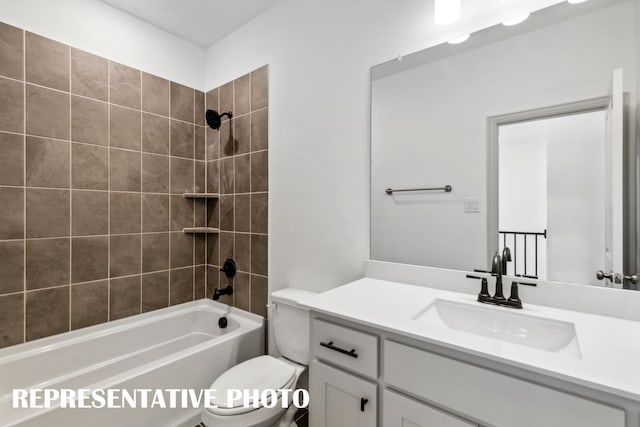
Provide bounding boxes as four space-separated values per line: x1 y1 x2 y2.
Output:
208 356 296 411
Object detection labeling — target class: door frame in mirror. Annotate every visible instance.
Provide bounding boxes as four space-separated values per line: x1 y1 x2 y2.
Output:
486 96 614 273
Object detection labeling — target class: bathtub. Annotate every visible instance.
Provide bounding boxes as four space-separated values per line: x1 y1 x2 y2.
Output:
0 299 264 427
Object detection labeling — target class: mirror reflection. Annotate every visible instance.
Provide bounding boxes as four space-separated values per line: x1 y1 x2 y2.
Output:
370 0 639 289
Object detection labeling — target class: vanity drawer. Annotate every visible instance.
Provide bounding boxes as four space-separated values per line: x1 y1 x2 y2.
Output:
311 319 378 379
384 340 625 427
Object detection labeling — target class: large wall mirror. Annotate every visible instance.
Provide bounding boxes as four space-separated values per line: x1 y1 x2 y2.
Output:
370 0 639 289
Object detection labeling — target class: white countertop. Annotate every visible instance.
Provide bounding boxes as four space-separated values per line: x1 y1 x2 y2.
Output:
299 277 640 401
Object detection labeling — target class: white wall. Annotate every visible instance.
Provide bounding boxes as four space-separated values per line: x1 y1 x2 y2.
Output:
203 0 564 295
0 0 206 89
371 1 637 273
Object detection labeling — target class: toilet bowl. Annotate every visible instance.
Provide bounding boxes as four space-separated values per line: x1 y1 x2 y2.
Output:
201 288 317 427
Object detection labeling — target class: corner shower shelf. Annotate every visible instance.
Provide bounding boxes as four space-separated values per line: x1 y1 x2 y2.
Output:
183 193 220 199
182 227 220 234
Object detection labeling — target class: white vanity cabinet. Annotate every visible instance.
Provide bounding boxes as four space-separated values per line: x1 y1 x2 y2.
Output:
309 315 628 427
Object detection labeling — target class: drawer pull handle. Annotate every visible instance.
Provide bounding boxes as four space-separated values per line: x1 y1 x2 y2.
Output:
320 341 358 358
360 397 368 412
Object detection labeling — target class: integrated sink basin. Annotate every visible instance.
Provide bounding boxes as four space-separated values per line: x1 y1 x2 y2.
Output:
413 299 581 358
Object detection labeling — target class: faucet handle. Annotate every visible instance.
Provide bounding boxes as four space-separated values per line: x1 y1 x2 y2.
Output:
507 281 523 309
467 275 492 303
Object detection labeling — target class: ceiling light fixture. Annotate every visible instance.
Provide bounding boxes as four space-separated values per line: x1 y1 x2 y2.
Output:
448 34 470 44
502 13 530 26
434 0 461 25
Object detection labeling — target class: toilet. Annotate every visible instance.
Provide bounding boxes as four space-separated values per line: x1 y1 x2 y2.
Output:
201 288 317 427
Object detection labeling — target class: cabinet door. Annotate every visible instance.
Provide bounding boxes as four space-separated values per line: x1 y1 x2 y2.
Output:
383 389 477 427
310 359 377 427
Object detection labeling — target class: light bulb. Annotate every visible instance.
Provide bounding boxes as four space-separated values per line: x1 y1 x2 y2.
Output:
502 13 530 26
434 0 461 25
448 34 470 44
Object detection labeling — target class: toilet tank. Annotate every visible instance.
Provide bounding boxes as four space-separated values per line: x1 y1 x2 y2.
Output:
270 288 318 365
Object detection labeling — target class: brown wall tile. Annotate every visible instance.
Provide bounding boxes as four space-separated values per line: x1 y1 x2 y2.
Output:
72 143 108 190
142 73 169 116
170 82 194 123
195 126 206 160
110 61 141 109
170 157 194 194
195 235 205 265
195 161 206 193
235 194 250 233
26 136 70 188
206 127 219 161
219 82 233 117
71 281 108 330
234 272 250 312
235 115 250 155
220 120 234 157
171 120 194 158
0 78 24 133
206 265 219 299
206 88 218 112
220 157 234 194
251 151 268 192
195 266 206 299
235 233 250 273
71 48 108 101
0 241 24 294
26 84 69 140
142 194 169 232
207 161 219 194
72 191 108 236
170 195 194 231
26 286 69 341
235 154 250 193
142 271 169 312
110 234 141 278
251 234 268 276
0 23 23 80
110 149 141 192
170 232 193 268
110 192 141 234
250 275 268 317
251 66 268 110
0 293 24 348
170 267 193 305
0 186 23 240
25 32 69 91
26 238 70 290
26 189 70 238
195 91 205 126
72 236 108 283
110 276 141 320
72 96 108 146
110 105 141 150
219 195 234 231
142 233 169 273
251 109 268 151
234 74 250 116
142 113 170 155
251 193 268 234
219 232 234 266
0 132 24 186
142 153 169 193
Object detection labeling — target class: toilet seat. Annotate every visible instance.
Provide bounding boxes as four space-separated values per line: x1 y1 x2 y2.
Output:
205 355 297 416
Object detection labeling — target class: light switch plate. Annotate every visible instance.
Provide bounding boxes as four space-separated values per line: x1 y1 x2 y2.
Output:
464 198 480 213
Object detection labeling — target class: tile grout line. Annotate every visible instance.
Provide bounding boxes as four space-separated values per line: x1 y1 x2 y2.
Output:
107 58 112 322
68 43 73 332
22 28 26 344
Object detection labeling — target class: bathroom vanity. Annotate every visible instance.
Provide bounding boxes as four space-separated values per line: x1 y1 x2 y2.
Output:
302 266 640 427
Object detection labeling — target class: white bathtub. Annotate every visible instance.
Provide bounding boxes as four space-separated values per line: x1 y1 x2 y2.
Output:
0 299 264 427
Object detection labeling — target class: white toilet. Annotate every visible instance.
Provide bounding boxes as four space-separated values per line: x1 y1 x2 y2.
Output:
201 288 317 427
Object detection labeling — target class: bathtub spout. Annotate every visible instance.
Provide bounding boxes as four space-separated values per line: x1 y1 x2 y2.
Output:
213 285 233 300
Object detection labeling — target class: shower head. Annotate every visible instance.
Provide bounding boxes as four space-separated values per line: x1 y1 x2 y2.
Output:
206 109 233 130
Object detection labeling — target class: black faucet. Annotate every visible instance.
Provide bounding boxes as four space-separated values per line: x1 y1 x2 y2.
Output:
501 247 512 275
213 285 233 301
491 252 506 302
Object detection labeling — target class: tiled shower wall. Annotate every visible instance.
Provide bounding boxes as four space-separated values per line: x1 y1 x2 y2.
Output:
205 67 269 318
0 22 211 348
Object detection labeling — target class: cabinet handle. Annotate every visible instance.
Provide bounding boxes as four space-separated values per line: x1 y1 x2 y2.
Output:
360 397 368 412
319 341 358 358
